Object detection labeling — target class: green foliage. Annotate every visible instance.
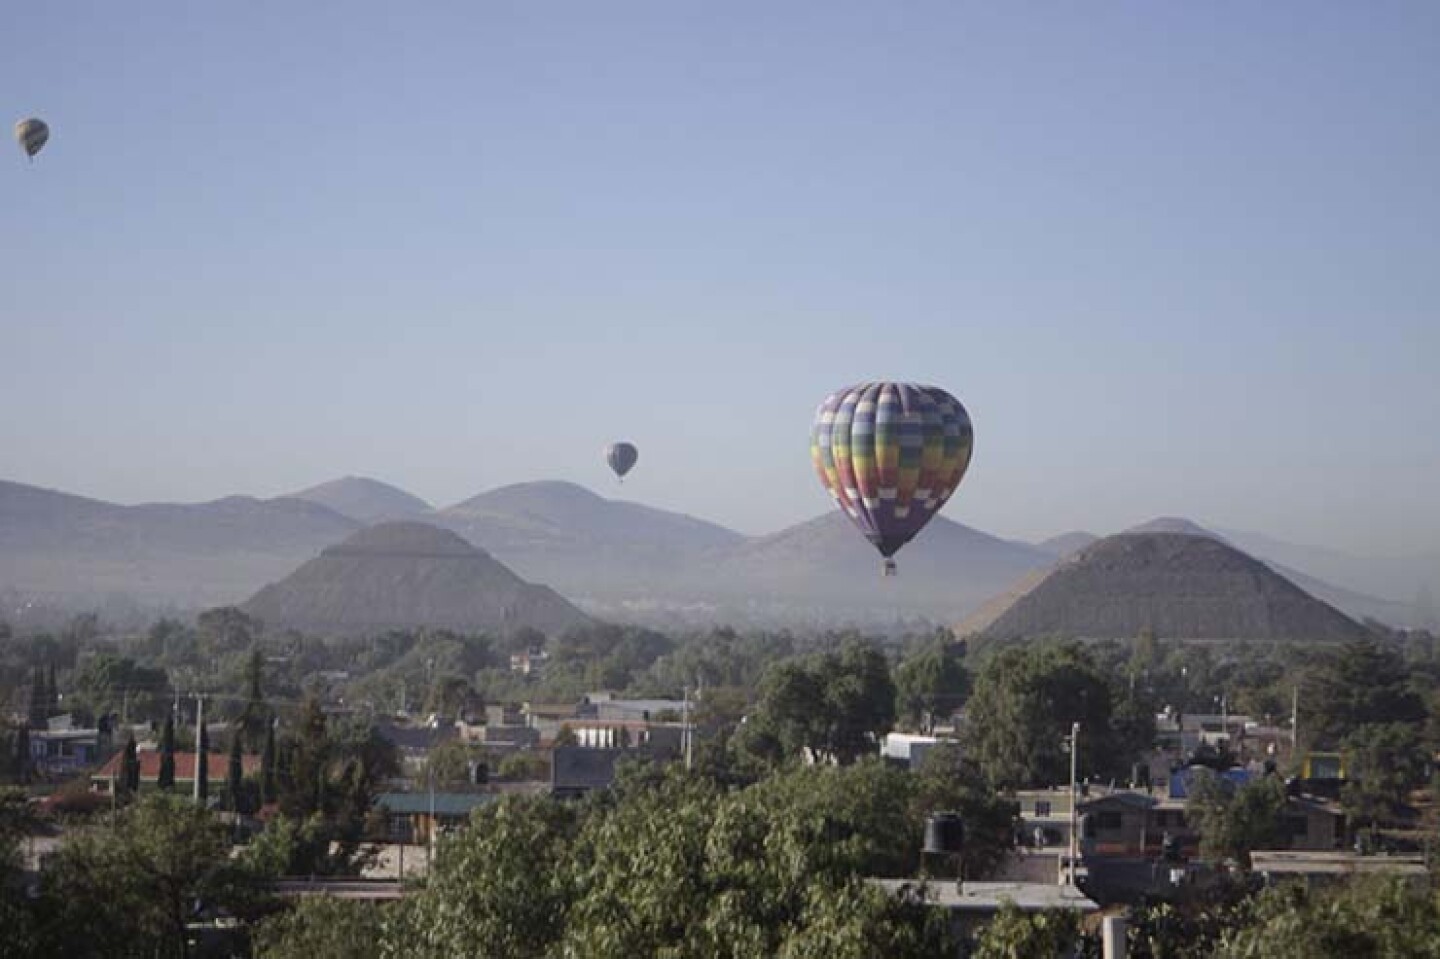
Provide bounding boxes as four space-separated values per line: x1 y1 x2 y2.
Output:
964 642 1129 788
121 734 140 797
743 641 897 766
970 902 1085 959
70 653 171 724
1214 877 1440 958
35 795 278 958
894 632 969 733
423 739 483 787
494 751 547 782
387 796 579 959
228 728 247 812
1341 722 1427 838
1185 769 1288 868
197 718 210 802
1303 638 1426 749
158 715 176 791
911 744 1020 880
252 895 388 959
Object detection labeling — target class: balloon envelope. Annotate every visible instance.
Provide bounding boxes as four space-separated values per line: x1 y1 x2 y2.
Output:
14 118 49 158
605 442 639 479
811 382 973 565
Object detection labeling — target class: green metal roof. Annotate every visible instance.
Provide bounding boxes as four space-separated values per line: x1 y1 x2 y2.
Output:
374 792 496 817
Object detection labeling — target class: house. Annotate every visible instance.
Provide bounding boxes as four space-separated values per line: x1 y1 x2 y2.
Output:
373 791 496 844
880 733 953 769
551 746 628 799
582 693 687 723
375 721 457 775
509 649 549 676
91 749 261 794
30 725 105 775
1277 795 1346 851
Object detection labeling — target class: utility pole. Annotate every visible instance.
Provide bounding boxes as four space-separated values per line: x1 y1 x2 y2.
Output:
682 685 693 771
1068 721 1080 886
1291 685 1300 756
193 693 204 806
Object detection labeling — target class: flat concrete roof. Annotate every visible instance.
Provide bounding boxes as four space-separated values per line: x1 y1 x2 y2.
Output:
1250 851 1427 877
872 879 1098 912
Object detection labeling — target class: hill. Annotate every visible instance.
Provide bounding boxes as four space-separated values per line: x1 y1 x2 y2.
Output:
289 476 432 523
432 481 745 600
1119 517 1418 628
1036 531 1099 558
711 513 1054 624
0 479 360 608
979 532 1371 642
241 521 593 636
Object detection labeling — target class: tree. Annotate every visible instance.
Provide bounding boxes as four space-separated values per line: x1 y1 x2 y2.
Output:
121 734 140 797
385 796 579 959
197 719 210 803
895 636 968 733
911 744 1019 880
196 606 259 652
1185 769 1287 869
1303 638 1425 749
252 895 387 959
745 642 897 766
240 647 270 752
1214 876 1440 958
227 729 246 813
970 902 1086 959
37 795 278 958
26 666 47 729
158 716 176 792
281 694 330 819
12 727 30 785
261 720 277 805
963 643 1123 788
1341 722 1426 843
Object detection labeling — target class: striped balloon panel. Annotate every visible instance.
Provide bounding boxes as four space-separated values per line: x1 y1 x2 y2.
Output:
811 382 972 558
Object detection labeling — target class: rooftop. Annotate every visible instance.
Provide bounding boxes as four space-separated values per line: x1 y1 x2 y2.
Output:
871 879 1098 913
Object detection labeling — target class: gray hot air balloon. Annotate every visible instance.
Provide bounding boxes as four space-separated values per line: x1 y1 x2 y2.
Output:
14 118 49 160
605 442 638 481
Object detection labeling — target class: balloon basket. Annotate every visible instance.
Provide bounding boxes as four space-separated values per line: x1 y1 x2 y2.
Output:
883 559 897 577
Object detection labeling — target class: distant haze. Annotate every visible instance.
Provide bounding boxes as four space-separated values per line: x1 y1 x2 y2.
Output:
3 4 1438 558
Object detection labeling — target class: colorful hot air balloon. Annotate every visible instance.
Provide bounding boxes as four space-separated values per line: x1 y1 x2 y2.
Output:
14 118 49 160
811 382 973 576
605 441 639 481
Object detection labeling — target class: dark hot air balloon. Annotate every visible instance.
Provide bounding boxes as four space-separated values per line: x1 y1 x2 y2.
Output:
14 118 49 160
605 442 639 481
811 382 973 575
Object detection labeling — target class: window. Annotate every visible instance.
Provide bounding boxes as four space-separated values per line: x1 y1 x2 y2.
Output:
1035 800 1051 817
1095 811 1124 832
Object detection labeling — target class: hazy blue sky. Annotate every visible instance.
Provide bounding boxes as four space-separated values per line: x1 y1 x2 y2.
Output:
3 3 1437 554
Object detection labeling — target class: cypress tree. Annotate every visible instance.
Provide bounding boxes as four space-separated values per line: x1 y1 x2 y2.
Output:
158 716 176 791
197 720 210 802
121 734 140 795
27 666 47 729
46 663 58 715
242 647 269 751
14 725 31 784
227 730 245 813
260 721 277 805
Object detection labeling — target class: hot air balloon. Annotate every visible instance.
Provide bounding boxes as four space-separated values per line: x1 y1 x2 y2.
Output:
605 442 639 481
811 382 973 576
14 118 49 161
